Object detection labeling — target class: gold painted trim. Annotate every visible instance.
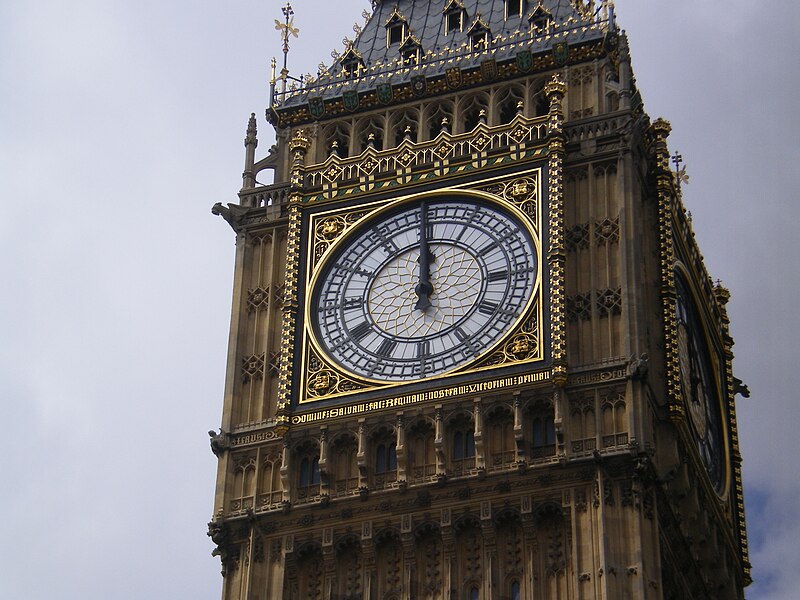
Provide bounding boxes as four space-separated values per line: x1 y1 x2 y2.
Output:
298 177 545 404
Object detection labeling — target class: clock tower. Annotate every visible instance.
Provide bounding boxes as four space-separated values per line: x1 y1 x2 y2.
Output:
209 1 750 598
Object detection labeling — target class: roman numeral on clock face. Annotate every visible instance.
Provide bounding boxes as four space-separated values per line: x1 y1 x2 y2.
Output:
350 321 372 342
376 338 397 358
478 301 499 315
487 269 508 282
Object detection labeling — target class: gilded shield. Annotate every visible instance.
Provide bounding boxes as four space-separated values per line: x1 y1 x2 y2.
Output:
480 59 497 81
446 67 462 89
308 97 325 119
377 83 393 105
516 50 533 73
343 90 360 112
553 42 570 66
411 75 426 97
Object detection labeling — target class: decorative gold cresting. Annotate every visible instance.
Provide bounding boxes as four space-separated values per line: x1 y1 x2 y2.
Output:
275 130 311 435
650 118 684 421
545 74 568 386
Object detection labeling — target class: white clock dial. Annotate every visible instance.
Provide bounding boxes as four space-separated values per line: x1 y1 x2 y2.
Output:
310 196 538 382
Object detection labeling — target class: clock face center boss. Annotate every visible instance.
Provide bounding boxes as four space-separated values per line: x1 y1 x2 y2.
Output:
309 194 540 383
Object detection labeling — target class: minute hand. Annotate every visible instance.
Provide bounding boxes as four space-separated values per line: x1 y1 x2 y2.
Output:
414 201 433 311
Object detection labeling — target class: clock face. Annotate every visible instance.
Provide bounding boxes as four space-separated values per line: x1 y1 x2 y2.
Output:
675 273 726 495
309 195 539 382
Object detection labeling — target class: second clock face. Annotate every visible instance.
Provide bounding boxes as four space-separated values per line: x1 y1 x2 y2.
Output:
309 195 539 382
675 272 726 495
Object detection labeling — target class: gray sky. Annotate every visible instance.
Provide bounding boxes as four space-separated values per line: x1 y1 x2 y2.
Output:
1 1 797 598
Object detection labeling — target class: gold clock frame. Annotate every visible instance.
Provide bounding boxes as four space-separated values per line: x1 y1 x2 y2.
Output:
297 170 546 404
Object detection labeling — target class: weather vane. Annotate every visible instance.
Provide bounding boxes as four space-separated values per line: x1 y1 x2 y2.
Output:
273 3 300 97
671 151 689 195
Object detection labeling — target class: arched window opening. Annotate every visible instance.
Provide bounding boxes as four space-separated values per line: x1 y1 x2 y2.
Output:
296 442 321 503
530 402 556 459
460 94 488 133
534 88 549 117
331 435 359 496
356 117 384 152
449 414 476 476
392 110 418 147
375 442 398 474
322 123 351 161
497 86 524 125
426 103 453 140
511 581 521 600
408 420 436 483
371 427 398 489
486 407 515 470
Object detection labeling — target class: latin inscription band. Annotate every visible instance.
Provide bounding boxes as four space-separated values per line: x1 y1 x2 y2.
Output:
292 370 551 424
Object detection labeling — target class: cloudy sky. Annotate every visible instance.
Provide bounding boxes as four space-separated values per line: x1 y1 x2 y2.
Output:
1 0 797 598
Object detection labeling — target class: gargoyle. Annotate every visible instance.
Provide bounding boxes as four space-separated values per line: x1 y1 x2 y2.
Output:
212 202 249 231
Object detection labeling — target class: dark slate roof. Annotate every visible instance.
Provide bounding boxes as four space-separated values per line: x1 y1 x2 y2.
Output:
275 0 614 110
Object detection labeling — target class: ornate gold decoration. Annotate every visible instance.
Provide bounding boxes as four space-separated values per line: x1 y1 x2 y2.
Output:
312 209 370 268
482 175 539 218
305 346 369 400
479 302 541 367
276 197 304 416
300 115 548 202
650 118 683 418
545 74 567 386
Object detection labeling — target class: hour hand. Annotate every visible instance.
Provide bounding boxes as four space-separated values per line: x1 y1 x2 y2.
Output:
415 201 433 311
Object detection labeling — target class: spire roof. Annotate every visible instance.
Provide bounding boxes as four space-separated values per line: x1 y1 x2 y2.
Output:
272 0 614 118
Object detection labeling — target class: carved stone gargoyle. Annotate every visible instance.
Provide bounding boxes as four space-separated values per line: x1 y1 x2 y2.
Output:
212 202 250 232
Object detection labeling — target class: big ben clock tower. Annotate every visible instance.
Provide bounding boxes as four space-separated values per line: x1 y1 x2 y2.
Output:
208 1 751 598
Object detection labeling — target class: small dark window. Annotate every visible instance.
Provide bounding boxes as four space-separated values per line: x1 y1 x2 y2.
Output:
511 581 521 600
506 0 523 18
299 456 320 486
470 586 480 600
375 443 397 474
447 11 462 32
471 31 488 50
533 417 556 446
388 23 404 45
453 429 475 459
403 47 419 65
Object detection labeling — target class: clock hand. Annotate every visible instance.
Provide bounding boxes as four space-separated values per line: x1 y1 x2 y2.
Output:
414 201 433 311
